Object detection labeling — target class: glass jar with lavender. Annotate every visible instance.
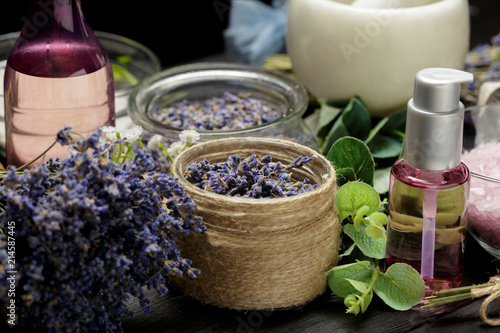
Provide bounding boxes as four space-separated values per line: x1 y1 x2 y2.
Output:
128 62 317 149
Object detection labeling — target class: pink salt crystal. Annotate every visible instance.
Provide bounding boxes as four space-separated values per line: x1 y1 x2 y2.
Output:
462 141 500 248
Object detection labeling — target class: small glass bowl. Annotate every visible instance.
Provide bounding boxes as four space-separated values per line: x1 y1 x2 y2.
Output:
127 62 317 149
462 102 500 258
0 31 161 142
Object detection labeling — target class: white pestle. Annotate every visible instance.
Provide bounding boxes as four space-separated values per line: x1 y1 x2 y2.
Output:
350 0 394 7
351 0 437 8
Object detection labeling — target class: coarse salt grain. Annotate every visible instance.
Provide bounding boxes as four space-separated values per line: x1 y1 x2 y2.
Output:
462 141 500 248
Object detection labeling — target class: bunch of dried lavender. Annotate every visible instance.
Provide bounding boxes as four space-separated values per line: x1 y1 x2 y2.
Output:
0 127 205 332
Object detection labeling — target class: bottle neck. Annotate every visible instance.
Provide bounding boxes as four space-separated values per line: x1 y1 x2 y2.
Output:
23 0 83 39
9 0 108 77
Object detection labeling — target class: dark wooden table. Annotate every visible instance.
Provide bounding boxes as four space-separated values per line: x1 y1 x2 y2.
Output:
122 233 500 333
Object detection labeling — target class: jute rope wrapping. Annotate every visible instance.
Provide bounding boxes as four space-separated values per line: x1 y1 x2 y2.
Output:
170 137 341 310
472 275 500 326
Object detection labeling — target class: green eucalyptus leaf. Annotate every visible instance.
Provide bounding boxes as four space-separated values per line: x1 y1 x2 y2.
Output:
342 96 372 140
304 112 320 135
367 135 404 159
365 117 389 145
384 108 407 133
323 121 350 155
361 290 373 313
373 167 392 194
365 225 386 241
326 261 372 298
353 206 370 232
338 244 378 269
327 137 375 185
344 223 386 259
322 97 371 154
365 109 406 159
345 278 369 294
366 109 407 142
334 181 380 220
373 263 426 311
316 102 343 139
368 212 389 226
339 243 357 258
335 167 357 186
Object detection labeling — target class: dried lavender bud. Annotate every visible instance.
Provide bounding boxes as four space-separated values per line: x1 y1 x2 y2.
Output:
185 154 317 198
151 91 282 131
462 31 500 103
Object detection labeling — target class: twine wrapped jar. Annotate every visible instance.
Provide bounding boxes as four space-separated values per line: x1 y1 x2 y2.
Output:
170 137 341 310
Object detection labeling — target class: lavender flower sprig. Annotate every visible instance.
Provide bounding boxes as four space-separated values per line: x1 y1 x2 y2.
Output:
0 127 205 332
185 154 317 198
462 31 500 104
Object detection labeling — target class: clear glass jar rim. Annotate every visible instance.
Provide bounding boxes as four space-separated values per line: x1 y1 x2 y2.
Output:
128 62 309 137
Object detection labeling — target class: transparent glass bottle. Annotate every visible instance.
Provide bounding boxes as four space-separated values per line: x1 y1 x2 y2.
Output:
4 0 115 167
385 68 473 294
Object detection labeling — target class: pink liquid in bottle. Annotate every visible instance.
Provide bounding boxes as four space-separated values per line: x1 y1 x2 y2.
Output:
4 0 115 167
386 159 470 294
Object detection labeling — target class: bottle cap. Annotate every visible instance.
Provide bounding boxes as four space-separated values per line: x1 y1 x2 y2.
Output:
404 68 473 170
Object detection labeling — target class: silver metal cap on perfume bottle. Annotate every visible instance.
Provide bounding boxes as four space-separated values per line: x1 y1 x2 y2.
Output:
404 68 473 171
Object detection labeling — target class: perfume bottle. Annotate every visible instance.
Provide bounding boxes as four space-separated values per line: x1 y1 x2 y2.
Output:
4 0 115 167
385 68 473 293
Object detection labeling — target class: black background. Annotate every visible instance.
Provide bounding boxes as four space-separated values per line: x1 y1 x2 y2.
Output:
0 0 499 68
0 0 232 68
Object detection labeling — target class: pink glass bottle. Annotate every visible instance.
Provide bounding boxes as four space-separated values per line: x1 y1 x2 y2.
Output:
385 68 473 294
4 0 115 167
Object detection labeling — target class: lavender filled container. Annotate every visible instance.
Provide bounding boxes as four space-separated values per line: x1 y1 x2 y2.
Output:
127 62 317 149
462 102 500 258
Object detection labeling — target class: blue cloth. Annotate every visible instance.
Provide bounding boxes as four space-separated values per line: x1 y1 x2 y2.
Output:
224 0 288 66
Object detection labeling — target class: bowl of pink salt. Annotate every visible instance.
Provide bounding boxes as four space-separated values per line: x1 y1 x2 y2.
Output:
462 102 500 258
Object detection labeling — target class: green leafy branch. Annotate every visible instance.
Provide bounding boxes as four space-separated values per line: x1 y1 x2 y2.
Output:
318 98 425 314
333 181 424 312
326 180 425 314
315 96 406 194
